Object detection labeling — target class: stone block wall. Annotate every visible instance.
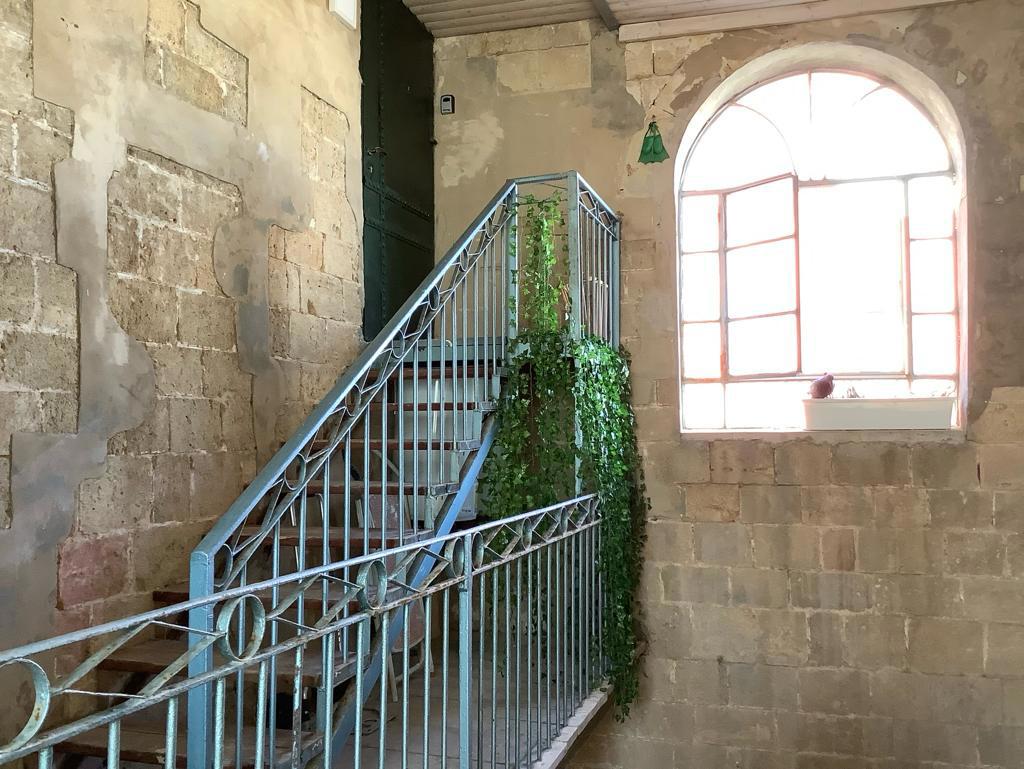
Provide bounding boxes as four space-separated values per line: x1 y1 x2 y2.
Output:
0 0 363 717
433 3 1024 765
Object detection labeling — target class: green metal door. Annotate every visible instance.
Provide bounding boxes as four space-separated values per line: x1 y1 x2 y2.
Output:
360 0 435 338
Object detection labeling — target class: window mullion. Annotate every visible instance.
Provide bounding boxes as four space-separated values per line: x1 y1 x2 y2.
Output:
902 179 913 379
792 175 803 376
718 192 729 391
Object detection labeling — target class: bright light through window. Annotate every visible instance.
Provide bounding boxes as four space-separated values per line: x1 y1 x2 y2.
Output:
679 71 959 430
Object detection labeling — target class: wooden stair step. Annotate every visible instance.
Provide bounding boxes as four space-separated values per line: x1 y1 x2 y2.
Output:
364 400 494 412
366 360 500 384
98 638 357 688
58 714 322 768
239 525 434 549
154 582 357 612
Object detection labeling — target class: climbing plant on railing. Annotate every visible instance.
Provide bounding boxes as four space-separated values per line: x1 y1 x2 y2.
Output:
481 194 648 717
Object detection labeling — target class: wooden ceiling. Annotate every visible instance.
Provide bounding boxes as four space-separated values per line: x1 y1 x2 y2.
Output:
404 0 955 38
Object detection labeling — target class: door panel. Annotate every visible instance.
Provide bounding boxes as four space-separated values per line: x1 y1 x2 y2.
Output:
360 0 435 339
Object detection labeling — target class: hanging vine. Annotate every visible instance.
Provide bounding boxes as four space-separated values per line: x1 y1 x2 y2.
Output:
480 193 648 718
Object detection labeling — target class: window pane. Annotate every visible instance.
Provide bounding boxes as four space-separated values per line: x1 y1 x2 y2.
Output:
681 252 720 322
728 315 797 375
911 379 957 397
726 178 794 248
739 73 812 178
808 72 878 181
913 315 957 375
682 322 721 378
727 239 796 319
683 105 794 192
822 87 951 179
836 378 911 399
725 381 805 429
799 181 906 374
910 240 955 313
681 195 719 252
682 383 725 429
909 175 956 239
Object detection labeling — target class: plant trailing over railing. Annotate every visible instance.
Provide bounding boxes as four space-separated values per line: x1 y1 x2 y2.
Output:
482 194 648 717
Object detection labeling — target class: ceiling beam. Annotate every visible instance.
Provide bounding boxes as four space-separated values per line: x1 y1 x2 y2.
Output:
618 0 961 41
591 0 622 29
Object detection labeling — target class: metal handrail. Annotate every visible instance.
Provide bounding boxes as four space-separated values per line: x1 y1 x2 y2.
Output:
0 495 602 768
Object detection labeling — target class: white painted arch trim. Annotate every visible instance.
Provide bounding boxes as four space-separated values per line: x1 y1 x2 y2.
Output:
330 0 358 30
672 43 970 430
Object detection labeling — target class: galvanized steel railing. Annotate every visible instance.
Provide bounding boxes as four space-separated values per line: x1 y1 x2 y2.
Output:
0 495 605 769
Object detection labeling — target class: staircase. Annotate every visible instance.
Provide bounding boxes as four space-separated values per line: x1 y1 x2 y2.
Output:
0 171 620 769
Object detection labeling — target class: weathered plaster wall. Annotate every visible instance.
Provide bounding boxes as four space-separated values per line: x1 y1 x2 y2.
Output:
0 0 362 738
435 3 1024 766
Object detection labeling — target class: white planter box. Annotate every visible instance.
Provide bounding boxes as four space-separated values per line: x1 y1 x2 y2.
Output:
803 397 955 431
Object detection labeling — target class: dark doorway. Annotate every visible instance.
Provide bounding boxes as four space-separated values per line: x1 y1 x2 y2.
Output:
360 0 435 339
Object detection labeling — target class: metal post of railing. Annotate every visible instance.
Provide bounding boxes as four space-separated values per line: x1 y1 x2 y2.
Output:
506 186 519 345
610 217 621 349
186 550 215 769
566 172 583 341
458 532 474 767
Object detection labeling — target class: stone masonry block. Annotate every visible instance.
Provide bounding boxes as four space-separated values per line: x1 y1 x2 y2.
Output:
177 291 236 349
297 268 352 323
873 487 929 528
41 391 77 434
152 452 190 523
108 396 170 455
740 486 800 524
996 492 1024 531
161 46 246 124
624 41 653 80
629 700 695 745
808 612 843 667
986 623 1024 676
189 450 252 521
201 350 251 401
0 328 78 391
35 260 77 334
57 534 130 607
0 252 34 323
802 486 872 526
832 442 910 486
821 528 856 571
183 3 247 87
753 525 820 570
284 228 325 270
871 574 963 618
791 572 871 611
870 669 1001 726
944 530 1005 575
858 528 941 574
971 389 1024 443
644 520 693 564
0 391 40 455
908 618 983 674
694 705 774 749
268 257 300 311
711 441 774 484
147 0 186 49
0 178 57 256
15 117 71 185
927 489 993 528
661 564 729 605
694 522 752 566
496 45 591 94
980 444 1024 489
728 664 797 710
798 668 871 715
131 522 207 592
77 455 154 533
843 615 906 669
893 720 978 764
150 345 203 397
645 601 692 661
731 567 788 608
646 440 709 485
757 609 809 665
691 606 759 663
221 397 255 452
108 275 178 344
774 442 831 485
684 484 739 522
109 151 181 223
179 180 241 238
911 444 979 489
169 397 222 452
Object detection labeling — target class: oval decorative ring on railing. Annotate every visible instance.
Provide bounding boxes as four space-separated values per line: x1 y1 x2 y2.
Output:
215 595 267 661
0 658 50 752
357 560 388 611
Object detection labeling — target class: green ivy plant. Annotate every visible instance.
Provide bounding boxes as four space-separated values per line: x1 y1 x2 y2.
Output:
481 194 648 718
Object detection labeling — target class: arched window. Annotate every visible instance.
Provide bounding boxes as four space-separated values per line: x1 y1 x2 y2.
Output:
678 69 961 430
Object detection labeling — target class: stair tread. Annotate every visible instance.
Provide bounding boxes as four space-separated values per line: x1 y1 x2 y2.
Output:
367 360 499 383
59 714 322 768
98 638 357 688
154 582 355 609
365 400 493 412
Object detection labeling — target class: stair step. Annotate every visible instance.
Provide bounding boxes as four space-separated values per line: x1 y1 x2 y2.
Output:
310 437 481 452
98 638 357 688
367 361 500 384
154 582 357 612
300 480 460 497
59 714 322 768
239 525 434 549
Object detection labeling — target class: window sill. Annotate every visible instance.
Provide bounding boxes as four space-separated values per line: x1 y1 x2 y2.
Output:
679 427 966 444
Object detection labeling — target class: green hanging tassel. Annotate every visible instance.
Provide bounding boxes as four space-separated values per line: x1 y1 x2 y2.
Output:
638 120 669 164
